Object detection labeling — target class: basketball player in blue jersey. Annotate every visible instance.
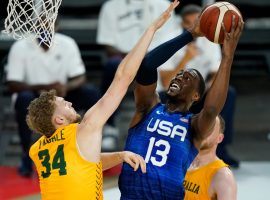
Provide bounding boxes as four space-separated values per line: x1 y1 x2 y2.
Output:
119 14 244 199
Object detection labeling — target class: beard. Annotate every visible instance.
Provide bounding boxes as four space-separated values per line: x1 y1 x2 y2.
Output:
166 92 178 103
68 113 82 124
74 114 82 123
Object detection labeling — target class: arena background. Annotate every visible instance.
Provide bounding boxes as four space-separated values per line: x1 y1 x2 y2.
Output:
0 0 269 199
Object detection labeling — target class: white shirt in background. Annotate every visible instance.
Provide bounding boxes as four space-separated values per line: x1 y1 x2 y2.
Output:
97 0 181 53
6 33 86 85
157 37 221 91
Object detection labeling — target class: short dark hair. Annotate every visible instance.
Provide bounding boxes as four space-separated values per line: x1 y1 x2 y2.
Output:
181 4 202 18
218 115 225 134
193 69 205 100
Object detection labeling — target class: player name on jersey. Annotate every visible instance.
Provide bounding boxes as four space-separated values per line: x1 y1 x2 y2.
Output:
183 180 200 194
39 130 65 149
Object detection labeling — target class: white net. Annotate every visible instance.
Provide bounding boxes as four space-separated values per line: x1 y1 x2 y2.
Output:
3 0 63 47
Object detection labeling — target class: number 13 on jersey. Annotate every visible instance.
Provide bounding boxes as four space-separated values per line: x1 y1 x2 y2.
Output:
145 137 171 167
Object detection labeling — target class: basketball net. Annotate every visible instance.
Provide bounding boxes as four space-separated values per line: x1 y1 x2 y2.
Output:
3 0 62 47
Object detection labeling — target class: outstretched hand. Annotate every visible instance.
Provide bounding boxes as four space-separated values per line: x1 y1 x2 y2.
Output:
222 15 244 58
189 16 204 38
152 0 179 30
121 151 146 173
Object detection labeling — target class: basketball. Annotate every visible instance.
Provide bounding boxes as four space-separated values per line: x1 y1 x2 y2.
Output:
200 2 242 44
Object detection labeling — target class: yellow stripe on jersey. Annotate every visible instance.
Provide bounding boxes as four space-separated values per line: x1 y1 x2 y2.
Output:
29 123 103 200
183 159 228 200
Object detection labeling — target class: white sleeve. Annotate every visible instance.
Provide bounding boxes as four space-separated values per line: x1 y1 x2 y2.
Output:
208 44 222 73
96 2 117 47
6 42 26 82
66 40 86 78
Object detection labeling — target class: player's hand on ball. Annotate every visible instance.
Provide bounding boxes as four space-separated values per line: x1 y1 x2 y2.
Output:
222 15 244 58
152 0 179 30
122 151 146 173
189 16 204 38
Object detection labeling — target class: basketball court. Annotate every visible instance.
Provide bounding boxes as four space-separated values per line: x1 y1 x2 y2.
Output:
0 162 266 199
103 162 270 200
0 0 270 199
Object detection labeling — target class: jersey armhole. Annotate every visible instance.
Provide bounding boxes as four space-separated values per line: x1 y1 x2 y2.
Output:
129 103 162 129
209 164 229 187
73 124 101 165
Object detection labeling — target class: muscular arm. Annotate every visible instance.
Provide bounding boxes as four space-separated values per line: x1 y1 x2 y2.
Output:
192 18 244 141
210 167 237 200
76 1 180 163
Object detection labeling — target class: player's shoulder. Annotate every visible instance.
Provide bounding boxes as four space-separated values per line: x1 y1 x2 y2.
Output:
29 135 45 157
10 39 31 52
207 164 237 200
212 166 236 186
210 165 237 199
215 166 234 178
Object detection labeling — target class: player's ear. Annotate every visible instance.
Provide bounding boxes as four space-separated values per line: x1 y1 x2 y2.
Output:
192 92 200 102
54 115 65 125
217 133 224 144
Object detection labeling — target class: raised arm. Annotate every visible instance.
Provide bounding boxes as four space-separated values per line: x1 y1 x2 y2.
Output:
82 0 179 128
130 19 202 127
76 1 180 162
192 17 244 141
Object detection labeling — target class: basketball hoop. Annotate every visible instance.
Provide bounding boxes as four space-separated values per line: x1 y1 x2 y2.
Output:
3 0 63 47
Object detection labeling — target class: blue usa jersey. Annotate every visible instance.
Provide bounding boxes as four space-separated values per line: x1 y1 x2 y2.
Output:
119 103 198 200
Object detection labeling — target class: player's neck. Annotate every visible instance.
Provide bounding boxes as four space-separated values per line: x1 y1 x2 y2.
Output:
54 122 70 130
192 149 218 168
165 100 190 113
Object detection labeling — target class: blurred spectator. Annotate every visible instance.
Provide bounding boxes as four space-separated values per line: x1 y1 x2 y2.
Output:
6 31 100 177
158 5 239 168
97 0 180 150
202 0 216 6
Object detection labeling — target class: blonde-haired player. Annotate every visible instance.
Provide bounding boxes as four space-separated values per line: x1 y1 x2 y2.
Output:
183 116 237 200
27 1 180 199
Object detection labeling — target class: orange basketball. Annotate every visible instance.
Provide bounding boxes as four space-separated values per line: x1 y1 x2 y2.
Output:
200 2 242 44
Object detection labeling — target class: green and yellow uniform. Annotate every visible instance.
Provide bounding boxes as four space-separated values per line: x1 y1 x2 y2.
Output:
183 159 228 200
30 123 103 200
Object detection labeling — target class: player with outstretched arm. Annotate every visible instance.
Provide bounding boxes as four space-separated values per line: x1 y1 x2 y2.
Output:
119 15 244 200
26 1 180 199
